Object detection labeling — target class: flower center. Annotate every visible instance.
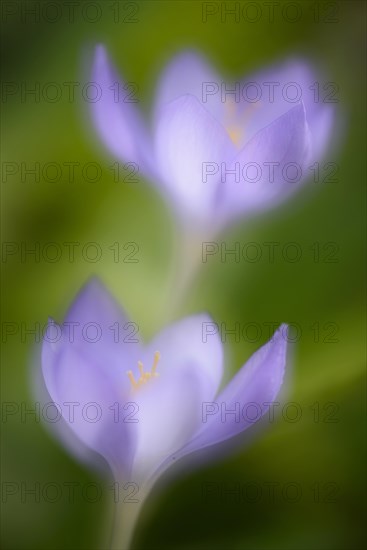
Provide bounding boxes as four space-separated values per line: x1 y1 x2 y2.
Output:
127 351 160 391
224 98 243 147
224 98 261 147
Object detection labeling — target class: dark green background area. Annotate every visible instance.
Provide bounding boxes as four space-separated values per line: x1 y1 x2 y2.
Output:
1 1 366 549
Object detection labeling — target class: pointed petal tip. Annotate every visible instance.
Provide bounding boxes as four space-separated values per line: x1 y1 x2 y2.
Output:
94 43 107 61
291 100 307 118
43 318 62 344
272 324 289 383
63 276 111 325
42 319 62 361
196 311 215 325
272 323 289 365
163 48 211 67
276 323 289 340
76 275 107 299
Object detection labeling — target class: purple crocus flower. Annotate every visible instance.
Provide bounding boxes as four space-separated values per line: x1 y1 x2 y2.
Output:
90 46 334 234
41 279 287 509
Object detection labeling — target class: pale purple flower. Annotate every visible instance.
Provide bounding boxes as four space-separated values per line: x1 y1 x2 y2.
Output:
41 278 288 488
90 46 334 233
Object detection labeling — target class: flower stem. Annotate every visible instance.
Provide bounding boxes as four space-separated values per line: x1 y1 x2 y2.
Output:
110 489 147 550
167 226 210 317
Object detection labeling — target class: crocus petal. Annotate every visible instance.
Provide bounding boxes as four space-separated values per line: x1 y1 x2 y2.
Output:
141 313 223 403
155 94 235 224
90 45 153 176
132 366 204 484
63 278 141 394
237 60 334 159
154 50 224 122
42 331 136 478
218 103 312 222
41 279 142 477
181 324 288 454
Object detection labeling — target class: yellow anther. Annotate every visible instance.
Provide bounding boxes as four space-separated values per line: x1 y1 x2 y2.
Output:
127 370 138 389
152 351 160 375
138 361 144 377
127 352 161 391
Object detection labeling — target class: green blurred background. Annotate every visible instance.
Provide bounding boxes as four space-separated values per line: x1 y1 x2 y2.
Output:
1 1 366 549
